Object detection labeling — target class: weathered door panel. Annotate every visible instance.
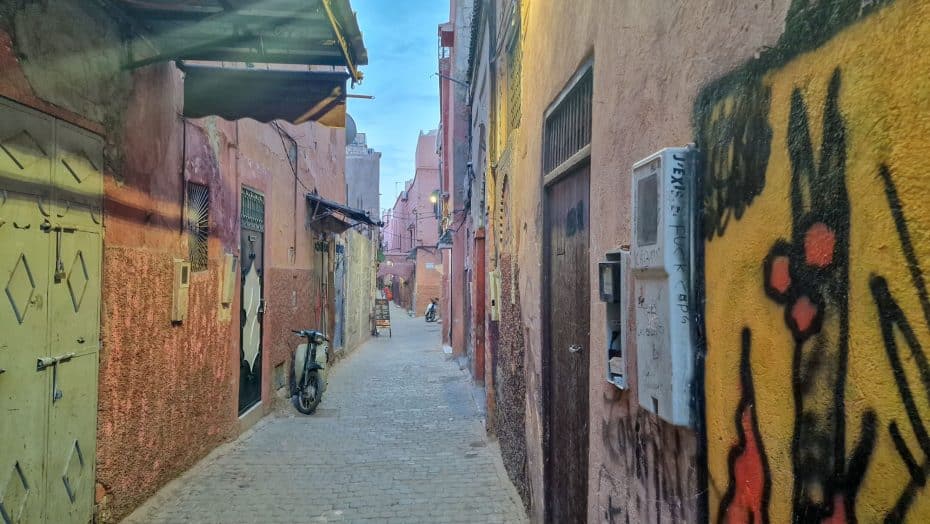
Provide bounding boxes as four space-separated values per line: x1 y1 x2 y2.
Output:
0 99 53 194
0 99 102 524
45 226 100 523
54 123 103 209
334 248 345 349
0 192 51 524
44 353 97 524
239 188 264 414
544 166 590 523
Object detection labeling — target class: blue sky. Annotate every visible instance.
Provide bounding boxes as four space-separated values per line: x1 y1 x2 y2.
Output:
347 0 448 213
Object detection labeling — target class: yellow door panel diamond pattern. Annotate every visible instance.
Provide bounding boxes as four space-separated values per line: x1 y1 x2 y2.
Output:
0 131 47 173
4 254 36 324
0 99 52 189
61 442 84 504
66 252 87 313
0 462 30 524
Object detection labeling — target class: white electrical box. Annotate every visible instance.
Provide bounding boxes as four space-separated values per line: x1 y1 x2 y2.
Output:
631 147 695 427
171 259 191 322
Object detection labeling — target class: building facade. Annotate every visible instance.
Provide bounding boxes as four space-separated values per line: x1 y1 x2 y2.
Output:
380 130 443 316
0 2 368 522
445 0 930 522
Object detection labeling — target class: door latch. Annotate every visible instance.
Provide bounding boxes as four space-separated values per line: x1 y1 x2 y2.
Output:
37 352 75 404
36 352 75 371
568 344 583 354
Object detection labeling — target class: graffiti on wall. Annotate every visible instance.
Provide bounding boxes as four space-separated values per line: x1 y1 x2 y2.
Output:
700 0 930 521
598 388 697 523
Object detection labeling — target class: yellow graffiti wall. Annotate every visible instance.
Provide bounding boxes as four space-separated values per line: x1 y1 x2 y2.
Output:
703 0 930 522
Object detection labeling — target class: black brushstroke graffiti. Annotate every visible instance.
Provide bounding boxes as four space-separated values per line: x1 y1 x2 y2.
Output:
870 164 930 522
760 68 878 523
695 77 772 241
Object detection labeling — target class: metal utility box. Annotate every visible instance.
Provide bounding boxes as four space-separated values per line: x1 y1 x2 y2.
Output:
631 147 696 427
489 269 501 321
599 250 630 389
220 252 238 306
171 259 191 322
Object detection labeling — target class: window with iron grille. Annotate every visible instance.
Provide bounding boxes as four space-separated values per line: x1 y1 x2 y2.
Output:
187 182 210 271
241 187 265 232
543 67 593 175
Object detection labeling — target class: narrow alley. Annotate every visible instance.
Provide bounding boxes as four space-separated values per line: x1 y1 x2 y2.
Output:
122 305 527 524
5 1 930 523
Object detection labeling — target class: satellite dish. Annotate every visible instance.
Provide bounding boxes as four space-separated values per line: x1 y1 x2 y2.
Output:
345 114 357 145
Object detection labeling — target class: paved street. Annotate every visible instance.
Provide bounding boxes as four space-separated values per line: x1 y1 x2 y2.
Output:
123 304 528 524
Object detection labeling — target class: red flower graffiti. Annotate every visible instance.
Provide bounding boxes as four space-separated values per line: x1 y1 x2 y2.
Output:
718 329 771 524
763 221 838 342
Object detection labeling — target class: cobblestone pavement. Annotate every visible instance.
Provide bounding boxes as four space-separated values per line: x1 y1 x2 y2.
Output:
123 304 528 524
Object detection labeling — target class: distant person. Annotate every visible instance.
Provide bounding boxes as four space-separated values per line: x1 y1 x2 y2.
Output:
384 286 393 301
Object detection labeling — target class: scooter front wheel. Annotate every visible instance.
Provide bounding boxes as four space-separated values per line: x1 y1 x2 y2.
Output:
293 370 322 415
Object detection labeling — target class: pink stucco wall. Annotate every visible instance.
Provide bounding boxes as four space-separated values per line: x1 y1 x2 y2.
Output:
506 1 791 521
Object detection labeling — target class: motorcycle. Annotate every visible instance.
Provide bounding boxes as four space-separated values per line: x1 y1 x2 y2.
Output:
425 298 439 322
290 329 329 414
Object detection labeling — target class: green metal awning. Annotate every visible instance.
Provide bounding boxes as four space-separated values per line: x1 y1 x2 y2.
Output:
179 64 349 125
306 192 382 234
118 0 367 83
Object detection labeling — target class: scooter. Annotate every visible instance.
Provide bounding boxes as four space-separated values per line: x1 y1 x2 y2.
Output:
290 329 329 414
425 299 439 322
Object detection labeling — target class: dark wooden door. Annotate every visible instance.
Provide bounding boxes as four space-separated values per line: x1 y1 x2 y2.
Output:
545 165 590 523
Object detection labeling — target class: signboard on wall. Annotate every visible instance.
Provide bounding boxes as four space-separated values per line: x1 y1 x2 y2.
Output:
375 298 391 337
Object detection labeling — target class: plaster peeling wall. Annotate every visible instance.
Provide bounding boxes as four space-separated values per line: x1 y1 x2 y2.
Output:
343 228 375 354
701 1 930 522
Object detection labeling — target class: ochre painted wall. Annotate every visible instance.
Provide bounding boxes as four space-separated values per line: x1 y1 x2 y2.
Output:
702 1 930 522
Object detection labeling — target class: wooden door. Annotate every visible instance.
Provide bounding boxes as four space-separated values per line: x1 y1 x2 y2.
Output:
544 165 590 523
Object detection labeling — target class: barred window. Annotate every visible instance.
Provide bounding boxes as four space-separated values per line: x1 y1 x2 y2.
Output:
187 182 210 271
543 67 593 174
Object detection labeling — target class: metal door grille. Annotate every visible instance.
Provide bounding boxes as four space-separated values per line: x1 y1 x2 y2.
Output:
543 68 593 174
187 182 209 271
241 187 265 232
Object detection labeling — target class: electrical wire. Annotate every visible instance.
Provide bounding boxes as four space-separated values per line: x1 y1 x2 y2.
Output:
271 121 313 194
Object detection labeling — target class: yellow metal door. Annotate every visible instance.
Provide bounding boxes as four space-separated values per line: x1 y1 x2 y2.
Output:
0 191 52 524
0 101 102 524
0 100 55 524
44 122 102 524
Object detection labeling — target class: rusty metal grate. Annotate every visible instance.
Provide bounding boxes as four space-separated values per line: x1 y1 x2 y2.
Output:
543 68 592 174
187 182 210 271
